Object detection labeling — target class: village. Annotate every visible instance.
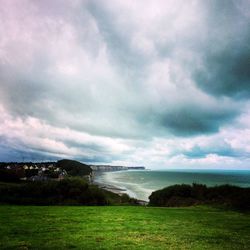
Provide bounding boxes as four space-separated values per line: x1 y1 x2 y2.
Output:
0 162 67 181
0 161 145 182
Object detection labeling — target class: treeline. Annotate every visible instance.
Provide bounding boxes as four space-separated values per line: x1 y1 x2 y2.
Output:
0 178 135 205
149 183 250 210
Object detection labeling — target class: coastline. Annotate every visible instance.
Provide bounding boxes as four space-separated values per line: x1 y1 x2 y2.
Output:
92 169 250 203
92 171 150 205
92 171 127 195
93 171 149 205
93 180 127 195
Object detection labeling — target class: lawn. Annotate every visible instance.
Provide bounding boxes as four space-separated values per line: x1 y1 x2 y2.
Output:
0 206 249 249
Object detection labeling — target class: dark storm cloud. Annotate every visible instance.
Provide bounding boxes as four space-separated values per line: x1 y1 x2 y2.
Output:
193 0 250 98
0 144 60 162
159 105 238 136
0 142 113 163
194 40 250 98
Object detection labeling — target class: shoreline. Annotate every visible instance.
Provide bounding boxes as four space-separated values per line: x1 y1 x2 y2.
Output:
92 171 128 195
93 180 127 195
92 172 148 206
92 171 148 204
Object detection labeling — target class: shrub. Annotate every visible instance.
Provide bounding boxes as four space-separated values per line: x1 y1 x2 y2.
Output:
0 177 127 206
149 183 250 210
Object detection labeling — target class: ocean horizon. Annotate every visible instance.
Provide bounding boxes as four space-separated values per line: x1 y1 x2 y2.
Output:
95 169 250 201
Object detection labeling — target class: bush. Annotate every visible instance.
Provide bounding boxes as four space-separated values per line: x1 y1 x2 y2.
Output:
0 177 109 205
0 177 139 206
149 183 250 210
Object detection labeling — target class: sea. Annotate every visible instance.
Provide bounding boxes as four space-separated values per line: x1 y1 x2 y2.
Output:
95 169 250 201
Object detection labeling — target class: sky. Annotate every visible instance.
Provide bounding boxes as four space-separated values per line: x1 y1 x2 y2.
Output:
0 0 250 169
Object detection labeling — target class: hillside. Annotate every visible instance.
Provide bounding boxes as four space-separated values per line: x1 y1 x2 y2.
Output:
0 206 249 249
56 159 92 176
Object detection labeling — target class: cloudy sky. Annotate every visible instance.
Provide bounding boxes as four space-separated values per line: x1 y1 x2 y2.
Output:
0 0 250 169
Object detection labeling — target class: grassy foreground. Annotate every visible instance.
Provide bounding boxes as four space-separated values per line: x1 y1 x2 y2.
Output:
0 206 249 249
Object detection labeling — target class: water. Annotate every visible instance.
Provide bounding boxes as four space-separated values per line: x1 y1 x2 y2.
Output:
95 169 250 201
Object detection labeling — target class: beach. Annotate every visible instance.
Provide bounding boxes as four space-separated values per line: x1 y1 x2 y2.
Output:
93 171 128 196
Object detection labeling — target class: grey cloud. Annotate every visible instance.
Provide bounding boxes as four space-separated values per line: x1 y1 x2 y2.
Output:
0 143 115 163
64 140 107 152
193 0 250 98
0 144 60 162
0 0 250 165
87 1 148 75
194 42 250 98
183 144 249 159
0 64 52 119
157 104 238 136
0 134 117 163
63 140 118 159
74 152 125 164
0 0 246 139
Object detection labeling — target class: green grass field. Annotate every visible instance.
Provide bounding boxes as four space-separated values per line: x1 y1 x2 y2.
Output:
0 206 249 249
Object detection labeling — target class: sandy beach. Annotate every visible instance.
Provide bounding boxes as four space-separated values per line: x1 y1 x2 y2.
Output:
92 171 127 195
93 181 127 195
